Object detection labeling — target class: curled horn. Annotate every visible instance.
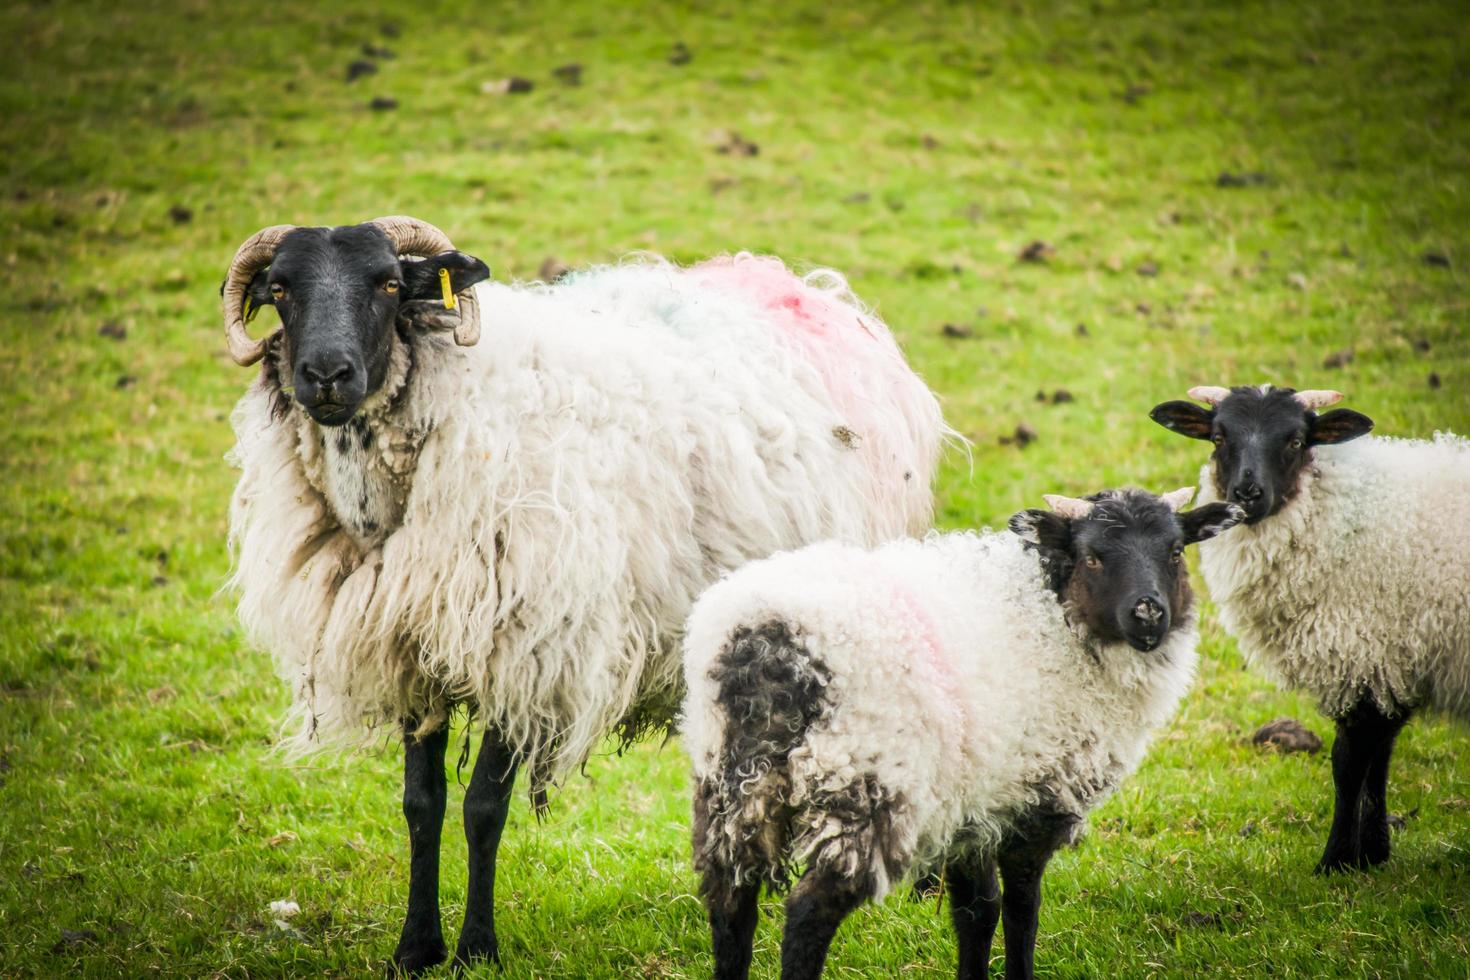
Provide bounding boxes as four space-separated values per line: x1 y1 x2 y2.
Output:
1161 486 1196 512
370 215 481 347
1293 389 1344 410
1187 385 1232 406
221 224 297 366
1042 494 1094 519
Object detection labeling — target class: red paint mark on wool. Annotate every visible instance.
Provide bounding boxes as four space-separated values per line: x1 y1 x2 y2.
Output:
883 578 965 730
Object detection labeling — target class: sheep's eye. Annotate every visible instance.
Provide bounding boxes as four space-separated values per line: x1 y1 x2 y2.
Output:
269 283 286 301
1287 437 1303 451
1212 433 1225 447
1084 554 1102 570
1171 548 1184 564
382 279 400 294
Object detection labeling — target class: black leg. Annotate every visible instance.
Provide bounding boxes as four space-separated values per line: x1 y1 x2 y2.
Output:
453 731 519 970
392 722 450 976
706 872 761 980
948 857 1000 980
995 815 1073 980
779 866 869 980
1357 708 1410 868
1316 700 1407 874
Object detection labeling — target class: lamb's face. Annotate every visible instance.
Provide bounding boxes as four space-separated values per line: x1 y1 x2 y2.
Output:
1009 489 1245 652
233 223 490 426
1149 386 1374 523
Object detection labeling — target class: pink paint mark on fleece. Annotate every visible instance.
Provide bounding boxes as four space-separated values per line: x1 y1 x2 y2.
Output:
882 577 966 736
686 255 930 517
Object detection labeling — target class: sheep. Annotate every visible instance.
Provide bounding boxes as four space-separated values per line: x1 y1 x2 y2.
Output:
1150 384 1470 873
219 216 949 973
682 487 1245 980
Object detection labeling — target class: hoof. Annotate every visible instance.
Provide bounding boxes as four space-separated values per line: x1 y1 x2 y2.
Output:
451 933 500 975
389 939 449 977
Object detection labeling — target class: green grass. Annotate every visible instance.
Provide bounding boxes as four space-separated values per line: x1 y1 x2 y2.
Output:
2 0 1468 976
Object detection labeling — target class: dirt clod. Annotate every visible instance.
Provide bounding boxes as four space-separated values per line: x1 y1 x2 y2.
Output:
1018 240 1054 263
941 323 973 339
362 44 395 60
1421 250 1451 268
553 63 583 85
115 375 137 390
1075 323 1089 337
999 423 1038 448
368 96 398 111
1252 717 1323 754
483 77 534 95
1322 348 1354 369
668 42 692 66
167 204 193 225
714 131 759 157
537 257 570 282
346 60 377 83
1137 260 1159 277
1429 372 1441 389
1216 171 1270 188
98 321 126 340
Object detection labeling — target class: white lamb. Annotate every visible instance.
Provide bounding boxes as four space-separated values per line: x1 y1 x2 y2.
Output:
682 487 1244 980
1150 384 1470 873
218 217 948 972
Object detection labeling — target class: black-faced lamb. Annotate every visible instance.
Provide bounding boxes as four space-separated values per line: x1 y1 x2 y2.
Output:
682 487 1244 979
1150 384 1470 873
219 217 949 972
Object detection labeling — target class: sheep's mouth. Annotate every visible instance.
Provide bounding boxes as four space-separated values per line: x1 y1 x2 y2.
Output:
1125 631 1164 653
306 401 357 427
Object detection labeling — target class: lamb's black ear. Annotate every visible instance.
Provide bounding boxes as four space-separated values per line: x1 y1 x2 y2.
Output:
402 251 491 302
1181 502 1246 544
1149 400 1215 440
1309 408 1373 446
1008 509 1072 552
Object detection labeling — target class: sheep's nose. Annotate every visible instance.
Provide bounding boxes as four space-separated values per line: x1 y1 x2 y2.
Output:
1132 596 1164 626
303 360 353 392
1231 482 1263 503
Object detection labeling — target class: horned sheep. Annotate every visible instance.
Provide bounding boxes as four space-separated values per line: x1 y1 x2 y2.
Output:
1150 384 1470 873
682 487 1244 979
219 217 948 972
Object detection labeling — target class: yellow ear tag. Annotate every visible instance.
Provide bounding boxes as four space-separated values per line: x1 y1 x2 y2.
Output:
243 295 258 323
438 267 457 310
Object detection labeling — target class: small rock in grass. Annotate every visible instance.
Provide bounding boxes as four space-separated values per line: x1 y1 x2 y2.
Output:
346 59 378 83
1216 171 1270 188
1429 372 1441 389
1017 240 1054 263
714 130 759 157
1136 260 1159 277
1252 717 1323 754
167 204 193 225
941 323 973 339
553 62 583 85
537 256 570 282
368 96 398 111
482 77 534 95
50 929 97 954
98 321 127 340
1322 347 1354 369
999 422 1038 448
668 41 692 66
1422 250 1451 268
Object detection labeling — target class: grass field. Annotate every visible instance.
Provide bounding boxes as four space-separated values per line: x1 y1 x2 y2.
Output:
2 0 1468 976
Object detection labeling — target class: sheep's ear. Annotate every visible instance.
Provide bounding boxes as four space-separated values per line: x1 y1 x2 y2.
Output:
244 267 275 312
1309 408 1373 446
1149 400 1214 440
402 251 491 302
1008 509 1072 552
1181 502 1246 544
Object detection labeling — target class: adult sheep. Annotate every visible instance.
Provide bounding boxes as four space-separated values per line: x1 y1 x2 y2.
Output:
220 217 948 973
1150 384 1470 873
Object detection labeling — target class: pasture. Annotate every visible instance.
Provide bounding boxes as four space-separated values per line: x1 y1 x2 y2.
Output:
1 0 1467 976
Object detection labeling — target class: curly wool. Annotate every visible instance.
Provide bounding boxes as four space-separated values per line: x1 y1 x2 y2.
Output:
1196 432 1470 720
682 531 1199 899
227 255 948 782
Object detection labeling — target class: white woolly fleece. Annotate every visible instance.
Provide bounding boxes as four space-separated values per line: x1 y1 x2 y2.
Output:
1197 432 1470 720
682 531 1199 899
226 257 946 782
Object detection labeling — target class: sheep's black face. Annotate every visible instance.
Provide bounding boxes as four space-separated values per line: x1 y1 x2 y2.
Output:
243 224 489 426
1009 490 1245 652
1149 387 1374 523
